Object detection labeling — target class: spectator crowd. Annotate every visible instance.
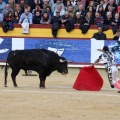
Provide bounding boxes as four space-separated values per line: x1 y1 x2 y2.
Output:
0 0 120 37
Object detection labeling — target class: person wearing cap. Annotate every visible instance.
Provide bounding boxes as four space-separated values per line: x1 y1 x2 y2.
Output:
92 46 120 93
51 9 61 37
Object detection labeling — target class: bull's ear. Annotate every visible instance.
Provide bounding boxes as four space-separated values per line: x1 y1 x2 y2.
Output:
59 59 66 62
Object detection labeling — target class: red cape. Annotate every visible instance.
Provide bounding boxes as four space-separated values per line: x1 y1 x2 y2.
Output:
73 66 103 91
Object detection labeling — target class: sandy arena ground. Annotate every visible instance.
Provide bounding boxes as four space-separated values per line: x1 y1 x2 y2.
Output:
0 67 120 120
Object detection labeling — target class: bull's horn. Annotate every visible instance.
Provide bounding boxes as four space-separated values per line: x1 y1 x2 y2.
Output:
59 59 66 62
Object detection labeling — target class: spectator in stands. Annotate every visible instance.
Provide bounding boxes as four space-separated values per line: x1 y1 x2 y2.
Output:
19 8 32 24
70 0 76 6
32 5 42 16
96 5 105 18
74 0 81 12
15 0 20 3
54 4 65 16
0 12 3 22
104 11 113 25
87 0 96 11
102 0 109 10
27 0 35 11
48 0 54 8
52 0 65 12
64 0 72 10
61 11 74 32
40 12 51 24
33 10 42 24
80 11 93 34
42 0 50 12
74 12 83 26
67 5 74 19
19 0 27 13
79 0 86 10
75 4 86 19
8 0 16 10
0 0 6 13
82 11 93 24
105 0 117 12
4 10 14 29
94 12 104 26
2 3 13 18
19 8 32 33
115 0 120 5
31 0 43 12
13 10 20 23
111 13 120 34
96 0 104 11
92 26 107 40
113 29 120 40
94 0 100 7
51 9 61 37
45 6 53 17
86 6 95 19
104 5 115 19
3 0 8 3
14 3 22 16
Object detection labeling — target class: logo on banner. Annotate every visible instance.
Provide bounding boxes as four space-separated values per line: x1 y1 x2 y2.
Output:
0 38 9 53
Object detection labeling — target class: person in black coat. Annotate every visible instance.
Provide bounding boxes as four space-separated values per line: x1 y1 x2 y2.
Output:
104 11 113 25
61 11 74 32
74 12 83 26
33 10 42 24
51 10 62 37
111 13 120 34
113 29 120 40
92 26 107 40
80 11 94 34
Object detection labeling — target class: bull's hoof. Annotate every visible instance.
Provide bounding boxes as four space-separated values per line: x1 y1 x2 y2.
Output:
14 85 18 87
40 86 46 89
4 85 7 87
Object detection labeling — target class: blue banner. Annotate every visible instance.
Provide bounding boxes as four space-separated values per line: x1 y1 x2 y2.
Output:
0 38 12 61
0 37 119 64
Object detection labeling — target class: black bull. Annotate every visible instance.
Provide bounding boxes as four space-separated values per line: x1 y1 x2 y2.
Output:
4 49 68 88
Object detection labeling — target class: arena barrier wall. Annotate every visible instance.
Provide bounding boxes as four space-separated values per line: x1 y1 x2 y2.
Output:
0 25 119 68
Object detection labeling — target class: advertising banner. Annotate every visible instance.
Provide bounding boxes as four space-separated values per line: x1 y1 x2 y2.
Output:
0 37 119 64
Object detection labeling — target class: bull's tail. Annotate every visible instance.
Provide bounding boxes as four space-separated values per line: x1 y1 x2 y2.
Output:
4 61 8 87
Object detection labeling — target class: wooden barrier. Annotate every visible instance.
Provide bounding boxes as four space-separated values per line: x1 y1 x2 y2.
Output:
0 24 115 39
